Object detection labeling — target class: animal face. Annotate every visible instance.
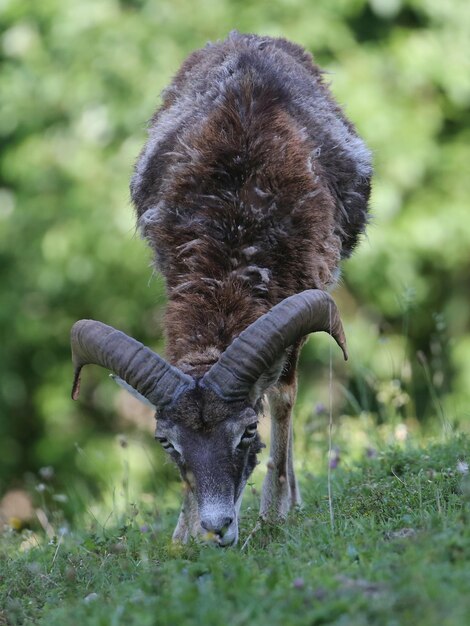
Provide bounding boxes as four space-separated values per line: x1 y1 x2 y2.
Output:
156 402 263 545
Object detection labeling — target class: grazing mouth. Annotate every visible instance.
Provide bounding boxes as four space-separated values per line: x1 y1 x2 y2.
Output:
204 535 237 548
201 524 238 548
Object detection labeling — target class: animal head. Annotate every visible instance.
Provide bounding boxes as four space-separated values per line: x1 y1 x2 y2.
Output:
71 290 347 545
154 388 262 546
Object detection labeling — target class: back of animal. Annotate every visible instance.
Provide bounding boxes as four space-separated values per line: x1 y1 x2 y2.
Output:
130 31 372 363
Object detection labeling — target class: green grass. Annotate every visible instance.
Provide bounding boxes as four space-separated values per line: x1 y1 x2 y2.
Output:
1 436 469 626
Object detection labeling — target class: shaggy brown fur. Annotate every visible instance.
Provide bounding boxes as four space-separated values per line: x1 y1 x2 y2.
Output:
124 32 372 542
131 31 371 370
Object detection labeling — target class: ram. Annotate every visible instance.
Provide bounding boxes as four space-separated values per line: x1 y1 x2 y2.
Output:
70 32 372 547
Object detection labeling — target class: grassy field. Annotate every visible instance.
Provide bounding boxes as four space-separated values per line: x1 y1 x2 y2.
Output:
1 435 469 626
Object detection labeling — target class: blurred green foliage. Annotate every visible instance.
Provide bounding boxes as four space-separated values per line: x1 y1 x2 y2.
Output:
0 0 469 498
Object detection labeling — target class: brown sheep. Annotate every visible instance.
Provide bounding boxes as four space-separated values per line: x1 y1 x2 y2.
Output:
71 32 372 546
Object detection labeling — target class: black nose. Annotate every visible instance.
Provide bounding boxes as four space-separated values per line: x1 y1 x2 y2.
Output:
200 516 233 535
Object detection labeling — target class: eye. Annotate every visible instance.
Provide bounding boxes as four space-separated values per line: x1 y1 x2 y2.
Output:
244 423 258 437
156 437 174 452
238 423 258 448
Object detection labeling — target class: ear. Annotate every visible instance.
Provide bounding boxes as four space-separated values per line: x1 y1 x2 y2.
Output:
110 374 155 408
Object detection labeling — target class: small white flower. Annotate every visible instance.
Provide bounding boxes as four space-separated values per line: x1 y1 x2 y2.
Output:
456 460 469 475
84 593 99 604
394 424 408 442
39 466 54 480
52 494 68 503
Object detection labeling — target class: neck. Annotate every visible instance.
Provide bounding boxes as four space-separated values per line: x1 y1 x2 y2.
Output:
164 280 269 373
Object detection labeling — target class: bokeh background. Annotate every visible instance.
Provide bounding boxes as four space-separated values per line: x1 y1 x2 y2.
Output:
1 0 469 520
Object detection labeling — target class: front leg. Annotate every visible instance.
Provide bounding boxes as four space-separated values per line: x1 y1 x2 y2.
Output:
260 345 302 521
172 483 199 543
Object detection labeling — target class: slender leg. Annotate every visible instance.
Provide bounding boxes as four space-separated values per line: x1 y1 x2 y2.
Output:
172 484 199 543
260 342 302 521
287 417 301 508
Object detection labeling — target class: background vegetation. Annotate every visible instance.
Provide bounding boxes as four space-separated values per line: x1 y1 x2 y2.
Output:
1 0 469 591
1 0 469 624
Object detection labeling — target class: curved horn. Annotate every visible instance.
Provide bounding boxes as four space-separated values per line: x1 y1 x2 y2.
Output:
201 289 347 401
70 320 194 408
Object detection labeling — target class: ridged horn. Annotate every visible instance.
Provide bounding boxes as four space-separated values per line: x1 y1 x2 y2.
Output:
201 289 347 401
70 320 194 408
